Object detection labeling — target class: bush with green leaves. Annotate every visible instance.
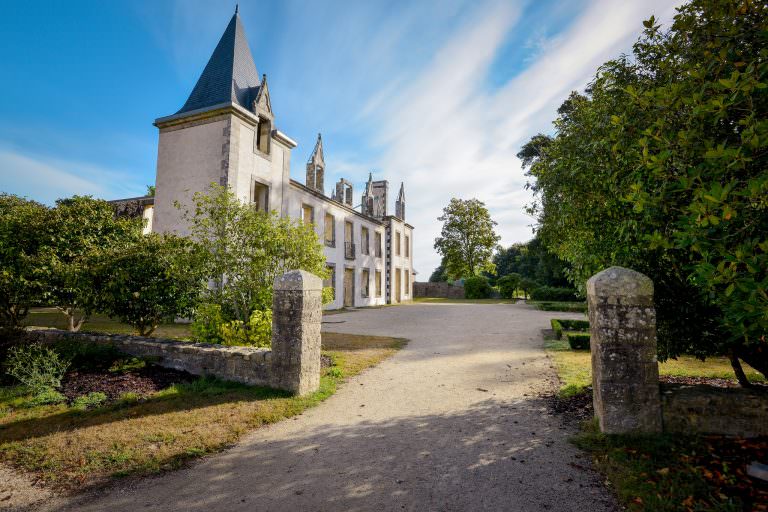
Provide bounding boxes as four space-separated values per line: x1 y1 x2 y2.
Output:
0 194 48 329
4 343 70 393
463 275 492 299
530 286 579 302
497 274 520 299
89 233 205 336
551 318 590 339
566 333 591 350
192 304 272 347
182 185 326 344
28 388 66 407
72 391 107 410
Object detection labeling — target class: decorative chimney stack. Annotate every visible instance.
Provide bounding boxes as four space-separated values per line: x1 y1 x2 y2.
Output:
395 182 405 220
306 134 325 193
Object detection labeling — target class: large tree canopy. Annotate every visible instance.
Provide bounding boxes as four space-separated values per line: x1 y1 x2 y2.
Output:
522 0 768 382
434 198 500 280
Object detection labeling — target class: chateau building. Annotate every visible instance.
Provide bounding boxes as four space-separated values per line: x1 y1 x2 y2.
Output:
114 9 414 309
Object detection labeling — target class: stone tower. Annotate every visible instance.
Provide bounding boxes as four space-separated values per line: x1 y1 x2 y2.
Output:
306 133 324 193
151 8 295 234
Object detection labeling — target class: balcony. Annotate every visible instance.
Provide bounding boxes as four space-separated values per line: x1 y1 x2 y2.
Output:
344 242 356 260
325 239 335 248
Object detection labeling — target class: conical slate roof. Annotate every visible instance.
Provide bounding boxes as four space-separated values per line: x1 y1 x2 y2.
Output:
176 11 261 115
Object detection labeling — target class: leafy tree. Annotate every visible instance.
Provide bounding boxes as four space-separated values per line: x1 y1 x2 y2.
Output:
429 256 449 282
90 234 204 336
41 196 140 331
522 0 768 382
497 273 520 299
518 277 539 300
0 195 48 329
492 236 571 287
183 185 327 344
434 198 500 280
146 185 156 197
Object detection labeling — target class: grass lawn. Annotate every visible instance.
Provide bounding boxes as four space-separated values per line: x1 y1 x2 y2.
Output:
412 297 517 304
545 336 768 511
0 332 406 491
545 337 766 397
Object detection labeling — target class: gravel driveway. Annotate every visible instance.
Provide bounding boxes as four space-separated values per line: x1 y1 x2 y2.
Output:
52 302 616 512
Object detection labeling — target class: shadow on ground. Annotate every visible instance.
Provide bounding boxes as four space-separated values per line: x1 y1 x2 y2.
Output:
63 398 616 512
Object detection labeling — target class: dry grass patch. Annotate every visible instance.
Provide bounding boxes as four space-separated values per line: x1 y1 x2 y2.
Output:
0 333 406 491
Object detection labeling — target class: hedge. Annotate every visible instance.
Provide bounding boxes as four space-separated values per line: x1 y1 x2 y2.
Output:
464 275 492 299
550 319 590 339
566 332 590 350
534 301 588 313
530 286 579 301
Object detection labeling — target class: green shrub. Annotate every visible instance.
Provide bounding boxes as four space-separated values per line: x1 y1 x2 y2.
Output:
497 274 520 299
534 301 588 313
551 319 564 339
28 388 66 407
322 287 335 305
530 286 579 301
72 391 108 410
192 304 272 347
464 276 492 299
518 278 539 299
117 392 140 405
191 303 226 344
220 309 272 347
4 344 70 393
566 332 591 350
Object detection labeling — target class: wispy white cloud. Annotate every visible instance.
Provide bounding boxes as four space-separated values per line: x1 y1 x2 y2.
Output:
362 0 682 275
0 147 146 205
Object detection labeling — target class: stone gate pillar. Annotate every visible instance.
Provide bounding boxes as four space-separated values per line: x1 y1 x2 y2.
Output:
270 270 323 395
587 266 662 434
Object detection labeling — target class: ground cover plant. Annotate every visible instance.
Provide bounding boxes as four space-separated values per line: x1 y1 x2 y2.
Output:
0 332 406 491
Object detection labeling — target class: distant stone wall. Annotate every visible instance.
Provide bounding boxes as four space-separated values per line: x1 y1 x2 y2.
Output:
661 383 768 438
26 270 323 396
413 282 464 299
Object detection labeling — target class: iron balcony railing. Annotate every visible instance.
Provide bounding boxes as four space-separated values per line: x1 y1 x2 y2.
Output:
325 239 335 248
344 242 356 260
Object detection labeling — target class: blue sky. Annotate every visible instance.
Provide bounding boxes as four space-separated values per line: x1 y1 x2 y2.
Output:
0 0 680 274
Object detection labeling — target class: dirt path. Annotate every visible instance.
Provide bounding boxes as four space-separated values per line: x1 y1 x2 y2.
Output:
50 303 616 512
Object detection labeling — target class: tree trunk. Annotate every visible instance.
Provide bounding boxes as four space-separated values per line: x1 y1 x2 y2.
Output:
729 350 752 388
735 343 768 381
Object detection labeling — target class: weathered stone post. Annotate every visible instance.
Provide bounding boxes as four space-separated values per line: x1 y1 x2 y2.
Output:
587 266 662 434
270 270 323 395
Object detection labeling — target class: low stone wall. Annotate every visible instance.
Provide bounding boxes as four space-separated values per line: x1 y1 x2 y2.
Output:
27 330 274 386
26 270 323 396
661 383 768 438
413 281 464 299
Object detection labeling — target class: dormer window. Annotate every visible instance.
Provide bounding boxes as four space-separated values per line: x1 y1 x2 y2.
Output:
256 116 271 155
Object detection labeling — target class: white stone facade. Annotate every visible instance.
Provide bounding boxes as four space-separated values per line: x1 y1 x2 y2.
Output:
143 10 414 310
